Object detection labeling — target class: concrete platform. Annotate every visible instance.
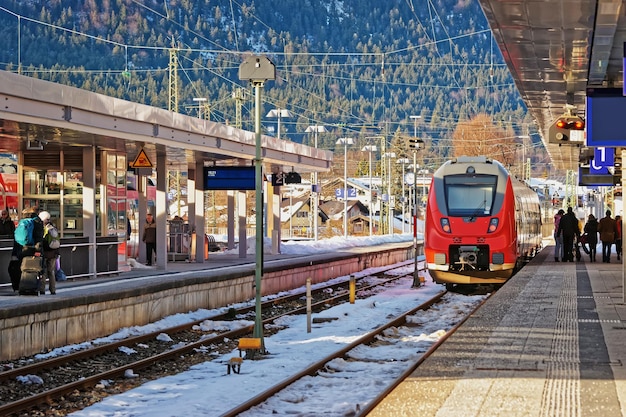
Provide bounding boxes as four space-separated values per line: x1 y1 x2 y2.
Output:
369 247 626 416
0 242 414 361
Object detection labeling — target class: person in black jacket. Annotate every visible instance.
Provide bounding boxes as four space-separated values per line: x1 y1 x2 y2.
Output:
598 210 618 263
557 207 580 262
0 209 15 237
142 212 156 266
584 213 599 262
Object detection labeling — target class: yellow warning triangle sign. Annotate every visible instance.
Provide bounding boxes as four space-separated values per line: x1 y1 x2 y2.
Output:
131 148 153 168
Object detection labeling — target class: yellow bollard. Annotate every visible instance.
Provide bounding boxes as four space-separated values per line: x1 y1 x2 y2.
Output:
349 275 355 304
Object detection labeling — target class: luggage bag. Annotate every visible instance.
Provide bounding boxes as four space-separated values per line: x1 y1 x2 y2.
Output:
19 255 43 296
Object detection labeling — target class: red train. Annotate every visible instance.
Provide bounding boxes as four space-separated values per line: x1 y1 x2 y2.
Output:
425 156 542 286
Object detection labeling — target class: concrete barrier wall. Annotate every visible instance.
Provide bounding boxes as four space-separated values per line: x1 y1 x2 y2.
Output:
0 243 414 361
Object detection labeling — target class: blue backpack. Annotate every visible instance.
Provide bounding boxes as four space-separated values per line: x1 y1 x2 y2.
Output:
15 217 35 246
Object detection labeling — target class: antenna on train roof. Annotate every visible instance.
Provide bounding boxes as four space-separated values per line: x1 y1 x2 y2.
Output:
454 156 489 164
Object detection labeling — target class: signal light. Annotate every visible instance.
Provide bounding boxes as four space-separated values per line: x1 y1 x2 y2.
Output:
555 117 585 130
548 115 585 144
487 218 499 233
409 138 425 149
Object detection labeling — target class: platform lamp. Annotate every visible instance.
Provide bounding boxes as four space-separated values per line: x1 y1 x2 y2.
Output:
397 158 410 234
361 144 378 236
336 137 355 239
383 152 396 235
239 55 276 351
410 115 422 288
306 125 327 241
266 108 293 140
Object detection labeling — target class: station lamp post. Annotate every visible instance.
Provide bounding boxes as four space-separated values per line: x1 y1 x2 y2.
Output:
408 115 423 226
361 144 378 236
383 152 396 235
239 55 276 350
409 115 422 288
397 158 410 233
306 125 327 241
266 108 293 140
336 137 354 239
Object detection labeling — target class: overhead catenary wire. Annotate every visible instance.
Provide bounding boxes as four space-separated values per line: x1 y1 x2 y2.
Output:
0 3 540 162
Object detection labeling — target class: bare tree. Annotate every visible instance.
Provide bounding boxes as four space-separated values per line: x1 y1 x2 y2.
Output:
452 114 517 166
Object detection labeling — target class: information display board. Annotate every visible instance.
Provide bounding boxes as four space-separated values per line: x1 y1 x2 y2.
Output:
204 166 256 190
586 88 626 147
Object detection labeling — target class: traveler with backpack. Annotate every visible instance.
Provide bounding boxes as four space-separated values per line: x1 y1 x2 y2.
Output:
13 207 44 257
39 211 59 295
12 207 45 294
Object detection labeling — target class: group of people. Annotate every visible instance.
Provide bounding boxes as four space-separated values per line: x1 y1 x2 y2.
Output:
554 208 622 263
4 207 60 294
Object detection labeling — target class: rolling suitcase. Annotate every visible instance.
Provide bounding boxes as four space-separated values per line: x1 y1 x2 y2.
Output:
19 255 43 296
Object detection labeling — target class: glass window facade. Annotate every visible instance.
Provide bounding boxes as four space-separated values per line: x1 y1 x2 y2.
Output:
21 150 127 238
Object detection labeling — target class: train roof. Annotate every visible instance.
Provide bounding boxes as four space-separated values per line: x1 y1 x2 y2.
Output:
436 156 508 178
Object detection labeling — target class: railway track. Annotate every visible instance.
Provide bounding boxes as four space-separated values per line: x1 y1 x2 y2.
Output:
218 289 490 417
0 260 421 416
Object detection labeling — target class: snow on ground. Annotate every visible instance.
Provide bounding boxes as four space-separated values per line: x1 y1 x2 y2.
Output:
65 264 478 417
13 231 477 417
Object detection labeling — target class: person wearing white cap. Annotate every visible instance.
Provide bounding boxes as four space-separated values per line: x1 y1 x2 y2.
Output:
38 211 59 295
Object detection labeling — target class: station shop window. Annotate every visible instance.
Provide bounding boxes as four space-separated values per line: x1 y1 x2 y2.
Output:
23 169 89 237
0 153 19 222
21 151 128 239
106 153 128 238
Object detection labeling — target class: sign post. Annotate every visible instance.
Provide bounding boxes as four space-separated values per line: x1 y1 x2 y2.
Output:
239 56 276 353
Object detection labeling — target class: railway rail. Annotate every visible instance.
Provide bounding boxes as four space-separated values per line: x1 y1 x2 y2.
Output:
221 290 490 417
0 260 422 416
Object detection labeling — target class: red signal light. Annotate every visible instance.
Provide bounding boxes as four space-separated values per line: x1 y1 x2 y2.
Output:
555 117 585 130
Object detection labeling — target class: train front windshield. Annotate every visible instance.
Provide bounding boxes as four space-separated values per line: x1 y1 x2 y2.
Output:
444 175 497 217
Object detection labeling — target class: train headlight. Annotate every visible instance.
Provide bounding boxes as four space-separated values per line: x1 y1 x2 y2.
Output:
487 218 498 233
440 218 451 233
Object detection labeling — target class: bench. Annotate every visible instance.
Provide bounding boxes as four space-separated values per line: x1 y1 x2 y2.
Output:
206 234 220 252
238 337 262 359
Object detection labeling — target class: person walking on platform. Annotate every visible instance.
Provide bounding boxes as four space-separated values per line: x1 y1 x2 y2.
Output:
0 209 15 238
553 209 565 261
38 211 58 295
557 207 579 262
142 212 156 266
598 210 618 263
616 215 622 261
584 214 598 262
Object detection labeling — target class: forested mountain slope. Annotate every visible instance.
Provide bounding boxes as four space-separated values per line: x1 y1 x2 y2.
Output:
0 0 538 167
